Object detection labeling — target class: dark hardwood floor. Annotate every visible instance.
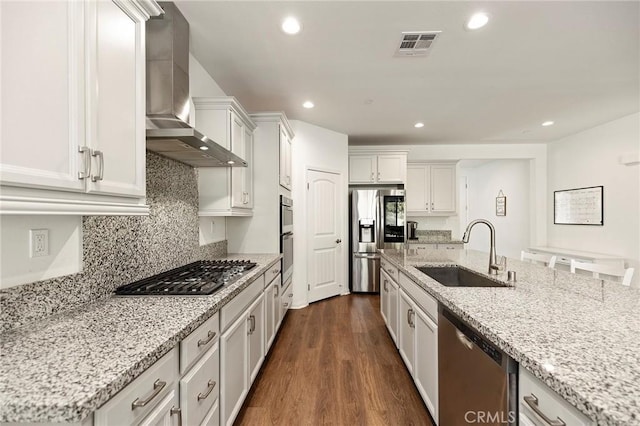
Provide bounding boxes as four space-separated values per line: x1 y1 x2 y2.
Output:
235 294 434 425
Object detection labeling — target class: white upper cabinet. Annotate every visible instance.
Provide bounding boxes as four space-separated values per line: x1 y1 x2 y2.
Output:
349 152 407 184
406 163 457 216
0 0 161 215
195 97 256 217
279 126 293 191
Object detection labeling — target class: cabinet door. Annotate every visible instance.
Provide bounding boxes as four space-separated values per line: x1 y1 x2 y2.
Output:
388 279 399 345
430 164 456 213
414 308 439 423
279 127 288 189
380 270 391 326
285 136 292 189
242 128 254 208
398 290 415 374
248 293 265 383
406 165 428 213
86 0 146 197
377 154 406 183
0 1 85 192
220 309 249 426
138 387 180 426
265 281 276 352
230 111 246 208
349 155 376 183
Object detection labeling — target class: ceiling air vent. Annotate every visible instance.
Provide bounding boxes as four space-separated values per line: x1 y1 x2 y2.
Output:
395 31 441 57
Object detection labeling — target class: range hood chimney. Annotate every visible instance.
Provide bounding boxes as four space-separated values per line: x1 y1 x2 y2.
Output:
145 2 246 167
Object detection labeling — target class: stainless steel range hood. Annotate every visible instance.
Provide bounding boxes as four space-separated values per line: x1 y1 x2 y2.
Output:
146 2 246 167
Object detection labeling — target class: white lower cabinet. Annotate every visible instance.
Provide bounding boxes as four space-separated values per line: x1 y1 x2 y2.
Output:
180 342 220 426
413 307 438 424
221 291 266 426
519 367 591 426
382 265 439 424
94 347 179 426
398 289 415 374
138 387 180 426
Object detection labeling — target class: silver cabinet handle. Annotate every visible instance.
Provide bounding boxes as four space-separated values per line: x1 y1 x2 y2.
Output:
78 146 91 179
386 268 395 275
273 269 279 274
131 379 166 409
247 315 255 334
170 407 182 426
197 330 217 347
407 308 412 325
283 302 289 307
91 150 104 182
378 172 381 180
197 380 217 401
524 394 566 426
410 309 415 328
275 285 279 297
289 293 293 298
370 172 374 181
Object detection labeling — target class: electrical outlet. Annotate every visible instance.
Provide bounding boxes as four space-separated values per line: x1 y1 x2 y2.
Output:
30 229 49 258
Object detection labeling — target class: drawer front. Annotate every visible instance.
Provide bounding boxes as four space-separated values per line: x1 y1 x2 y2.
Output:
265 262 282 286
412 244 438 251
221 274 265 331
519 367 591 426
281 279 293 311
399 272 438 323
201 399 220 426
180 312 220 374
380 258 399 282
181 342 220 426
95 346 179 426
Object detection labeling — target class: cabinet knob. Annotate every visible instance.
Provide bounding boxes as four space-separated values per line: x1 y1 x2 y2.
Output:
336 238 342 244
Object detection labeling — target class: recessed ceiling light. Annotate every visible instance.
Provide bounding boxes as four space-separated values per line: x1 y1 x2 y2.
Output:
303 101 314 109
199 146 209 151
227 160 235 165
542 121 555 127
281 17 301 35
414 122 425 128
466 12 489 30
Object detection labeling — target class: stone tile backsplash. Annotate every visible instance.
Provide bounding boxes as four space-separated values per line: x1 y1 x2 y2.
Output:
0 152 226 332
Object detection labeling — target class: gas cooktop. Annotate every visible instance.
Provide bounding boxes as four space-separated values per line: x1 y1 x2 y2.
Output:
115 260 257 296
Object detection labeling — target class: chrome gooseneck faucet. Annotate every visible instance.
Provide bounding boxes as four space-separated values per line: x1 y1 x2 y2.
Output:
462 219 505 275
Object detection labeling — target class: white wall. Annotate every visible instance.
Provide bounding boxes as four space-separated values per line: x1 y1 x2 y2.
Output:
0 216 82 288
460 160 531 259
290 120 349 309
547 112 640 286
352 144 547 246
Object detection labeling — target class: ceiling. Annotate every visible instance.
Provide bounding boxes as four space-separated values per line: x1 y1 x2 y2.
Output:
174 1 639 145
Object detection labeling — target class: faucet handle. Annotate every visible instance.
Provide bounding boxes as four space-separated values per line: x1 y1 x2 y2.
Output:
491 255 507 272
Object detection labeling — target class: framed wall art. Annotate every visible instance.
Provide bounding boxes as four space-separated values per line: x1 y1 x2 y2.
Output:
554 186 603 225
496 190 506 216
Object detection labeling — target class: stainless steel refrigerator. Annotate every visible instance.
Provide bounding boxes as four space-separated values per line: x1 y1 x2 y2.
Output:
350 189 406 293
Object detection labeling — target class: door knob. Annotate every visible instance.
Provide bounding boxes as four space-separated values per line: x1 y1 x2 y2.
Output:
336 239 342 244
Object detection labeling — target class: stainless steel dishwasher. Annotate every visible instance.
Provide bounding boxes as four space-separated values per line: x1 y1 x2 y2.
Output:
439 307 518 425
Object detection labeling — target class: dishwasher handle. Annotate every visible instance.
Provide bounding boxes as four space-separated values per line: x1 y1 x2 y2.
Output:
456 330 474 350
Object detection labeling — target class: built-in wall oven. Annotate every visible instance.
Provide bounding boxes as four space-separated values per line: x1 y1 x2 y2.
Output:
280 196 293 284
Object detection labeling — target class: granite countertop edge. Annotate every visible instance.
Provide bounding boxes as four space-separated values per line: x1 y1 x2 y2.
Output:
378 250 637 426
0 254 282 423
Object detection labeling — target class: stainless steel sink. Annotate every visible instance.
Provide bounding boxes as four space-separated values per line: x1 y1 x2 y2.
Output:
417 266 509 287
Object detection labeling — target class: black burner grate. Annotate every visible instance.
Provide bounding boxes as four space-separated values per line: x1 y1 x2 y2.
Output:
115 260 257 296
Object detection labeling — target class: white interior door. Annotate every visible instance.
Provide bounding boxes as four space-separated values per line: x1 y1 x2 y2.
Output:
307 169 344 303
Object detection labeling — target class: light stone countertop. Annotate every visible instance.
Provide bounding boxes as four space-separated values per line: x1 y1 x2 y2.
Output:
0 254 281 423
379 248 640 426
406 238 463 244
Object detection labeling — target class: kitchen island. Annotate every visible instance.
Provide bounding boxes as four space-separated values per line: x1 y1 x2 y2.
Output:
380 248 639 426
0 254 281 424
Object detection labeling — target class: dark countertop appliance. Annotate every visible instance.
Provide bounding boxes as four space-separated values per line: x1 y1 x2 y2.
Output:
407 221 418 240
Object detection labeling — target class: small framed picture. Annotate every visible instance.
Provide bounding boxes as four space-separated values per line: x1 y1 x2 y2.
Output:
496 196 506 216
